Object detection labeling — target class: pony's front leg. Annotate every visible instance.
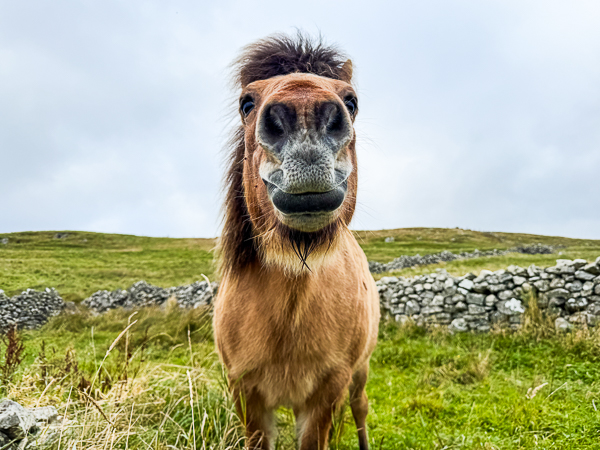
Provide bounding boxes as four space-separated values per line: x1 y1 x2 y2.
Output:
232 385 275 450
296 371 350 450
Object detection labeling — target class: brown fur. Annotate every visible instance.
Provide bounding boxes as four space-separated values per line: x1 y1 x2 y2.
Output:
214 34 379 449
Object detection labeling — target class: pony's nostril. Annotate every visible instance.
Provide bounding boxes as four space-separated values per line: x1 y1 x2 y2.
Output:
259 103 295 148
326 110 345 134
319 102 349 138
264 107 285 137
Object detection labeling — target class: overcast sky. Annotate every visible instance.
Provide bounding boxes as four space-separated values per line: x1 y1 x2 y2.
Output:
1 0 599 239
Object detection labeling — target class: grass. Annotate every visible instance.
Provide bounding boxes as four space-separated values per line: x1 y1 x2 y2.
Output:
0 231 216 301
2 227 600 448
2 228 600 300
4 303 600 449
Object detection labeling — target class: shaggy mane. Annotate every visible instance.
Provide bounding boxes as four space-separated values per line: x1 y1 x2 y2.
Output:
218 33 351 276
233 33 351 88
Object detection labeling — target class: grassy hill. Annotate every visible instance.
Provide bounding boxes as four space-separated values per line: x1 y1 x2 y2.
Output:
1 228 600 301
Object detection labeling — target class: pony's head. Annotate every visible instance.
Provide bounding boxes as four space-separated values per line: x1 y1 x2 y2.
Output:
220 34 358 275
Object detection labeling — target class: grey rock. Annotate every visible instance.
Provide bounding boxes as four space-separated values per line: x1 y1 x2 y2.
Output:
0 238 8 245
431 295 445 306
488 284 504 294
455 301 468 312
583 263 600 275
422 291 434 301
449 318 469 333
547 288 570 300
0 399 37 439
421 306 444 315
528 265 542 277
575 270 596 281
395 315 411 327
390 304 405 315
587 304 600 316
498 290 514 301
472 283 488 293
405 300 420 315
485 294 498 307
379 277 398 285
468 304 486 314
31 406 58 424
566 281 583 292
466 293 485 305
497 299 525 316
490 311 508 324
550 278 565 289
432 281 444 292
458 279 474 290
452 294 466 304
566 298 588 313
555 317 572 332
549 296 567 307
384 236 395 243
513 276 527 286
573 259 588 269
533 279 550 292
569 312 590 324
430 313 452 324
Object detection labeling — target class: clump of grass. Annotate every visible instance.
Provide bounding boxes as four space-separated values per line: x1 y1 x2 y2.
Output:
519 290 556 340
421 350 492 387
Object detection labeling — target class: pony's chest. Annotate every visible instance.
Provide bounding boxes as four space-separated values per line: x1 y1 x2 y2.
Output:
253 324 339 407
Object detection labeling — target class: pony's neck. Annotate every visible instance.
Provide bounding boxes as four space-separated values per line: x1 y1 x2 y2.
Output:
259 227 353 277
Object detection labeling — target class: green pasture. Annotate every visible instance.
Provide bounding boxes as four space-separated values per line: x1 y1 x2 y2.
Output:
2 228 600 449
4 306 600 449
2 228 599 300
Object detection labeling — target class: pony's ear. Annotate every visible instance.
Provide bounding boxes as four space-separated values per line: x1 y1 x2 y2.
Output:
339 59 353 83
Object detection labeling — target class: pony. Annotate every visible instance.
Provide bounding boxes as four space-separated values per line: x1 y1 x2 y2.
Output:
213 33 380 450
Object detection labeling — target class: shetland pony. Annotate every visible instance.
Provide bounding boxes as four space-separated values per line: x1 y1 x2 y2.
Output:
214 34 380 450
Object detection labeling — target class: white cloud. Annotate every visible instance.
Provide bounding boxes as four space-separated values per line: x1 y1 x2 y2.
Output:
1 0 599 238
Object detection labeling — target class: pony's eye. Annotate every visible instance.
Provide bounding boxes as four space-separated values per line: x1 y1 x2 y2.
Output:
240 97 255 117
344 97 358 115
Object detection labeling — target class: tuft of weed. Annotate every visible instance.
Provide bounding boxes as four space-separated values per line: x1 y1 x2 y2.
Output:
0 325 26 392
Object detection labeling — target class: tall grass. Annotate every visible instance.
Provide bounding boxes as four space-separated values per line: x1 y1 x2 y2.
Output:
6 305 246 450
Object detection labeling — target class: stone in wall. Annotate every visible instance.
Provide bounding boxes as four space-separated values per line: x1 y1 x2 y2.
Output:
376 256 600 332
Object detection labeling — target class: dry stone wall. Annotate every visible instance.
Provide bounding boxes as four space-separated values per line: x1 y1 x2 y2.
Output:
368 244 555 274
3 257 600 334
0 288 65 332
82 280 217 313
376 256 600 332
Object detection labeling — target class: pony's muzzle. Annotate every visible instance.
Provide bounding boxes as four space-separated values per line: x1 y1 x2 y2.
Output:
257 100 351 155
264 180 346 215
